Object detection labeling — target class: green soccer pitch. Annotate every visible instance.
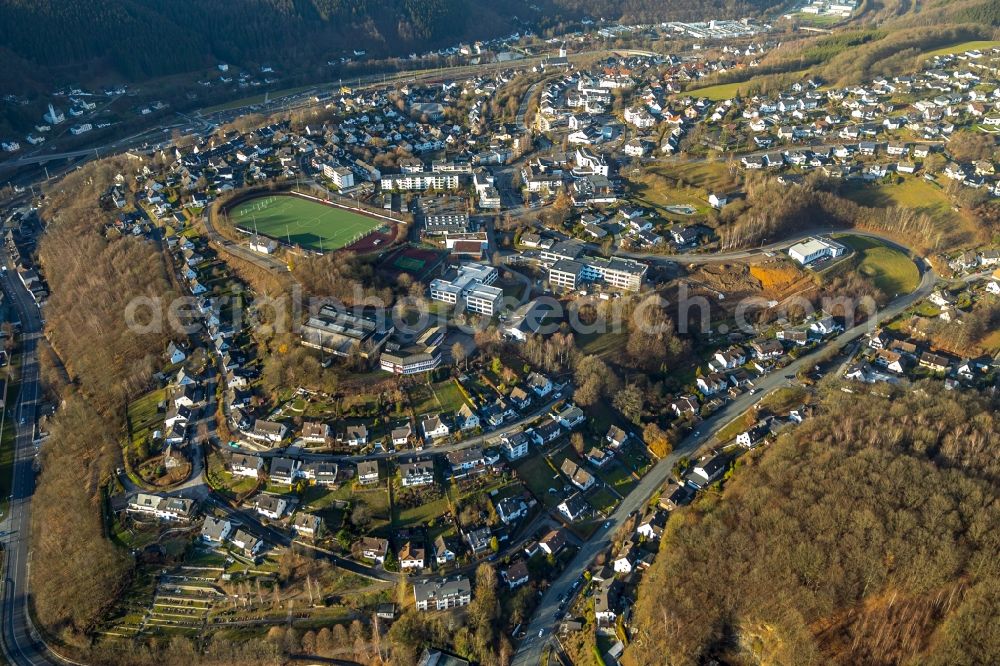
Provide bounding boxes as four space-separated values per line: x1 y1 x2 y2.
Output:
230 194 383 251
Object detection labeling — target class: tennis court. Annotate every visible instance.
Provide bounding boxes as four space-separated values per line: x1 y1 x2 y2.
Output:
394 256 426 272
230 194 383 252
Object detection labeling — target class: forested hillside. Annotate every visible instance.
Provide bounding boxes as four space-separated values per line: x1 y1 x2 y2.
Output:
0 0 787 87
626 386 1000 666
32 156 179 640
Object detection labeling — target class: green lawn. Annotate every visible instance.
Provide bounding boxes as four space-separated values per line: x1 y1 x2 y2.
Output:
577 330 628 357
842 177 946 213
789 11 845 25
627 161 740 220
353 485 391 526
228 194 383 252
204 454 253 497
428 379 469 414
595 462 637 496
685 80 746 101
126 387 166 447
835 235 921 296
620 445 652 475
411 379 469 416
407 382 436 416
300 484 350 530
393 492 451 528
715 412 752 444
840 177 978 251
687 69 812 101
760 386 809 414
586 488 619 514
513 455 563 508
920 40 1000 59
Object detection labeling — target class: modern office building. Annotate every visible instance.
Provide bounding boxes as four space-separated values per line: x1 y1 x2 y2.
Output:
430 262 503 315
788 236 846 265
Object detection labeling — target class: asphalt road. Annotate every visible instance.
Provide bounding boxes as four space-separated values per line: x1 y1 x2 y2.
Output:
0 44 941 663
225 393 563 463
516 81 542 133
0 254 67 666
511 254 937 666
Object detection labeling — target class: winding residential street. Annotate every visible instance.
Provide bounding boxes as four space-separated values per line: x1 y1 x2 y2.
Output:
510 253 937 666
0 40 949 663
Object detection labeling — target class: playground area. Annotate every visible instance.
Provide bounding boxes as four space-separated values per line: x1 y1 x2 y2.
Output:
229 193 390 252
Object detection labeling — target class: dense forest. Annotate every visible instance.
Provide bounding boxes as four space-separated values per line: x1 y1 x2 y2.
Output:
626 385 1000 666
0 0 787 87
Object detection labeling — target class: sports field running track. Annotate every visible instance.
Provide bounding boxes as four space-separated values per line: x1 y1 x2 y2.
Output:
230 194 384 252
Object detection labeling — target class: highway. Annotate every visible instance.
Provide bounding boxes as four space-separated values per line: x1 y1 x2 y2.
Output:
0 254 66 666
511 252 937 666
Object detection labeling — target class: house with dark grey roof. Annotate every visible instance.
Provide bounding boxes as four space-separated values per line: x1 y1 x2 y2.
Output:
200 516 232 543
413 576 472 611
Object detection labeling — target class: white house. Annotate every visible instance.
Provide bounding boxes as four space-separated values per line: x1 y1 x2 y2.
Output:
504 561 530 589
359 537 389 564
555 404 585 430
230 529 264 557
230 453 264 478
525 372 553 397
457 404 480 431
501 432 530 460
291 513 323 539
301 421 331 444
434 535 458 565
268 457 302 485
557 493 589 522
413 577 471 612
338 424 368 447
398 542 425 571
560 459 595 491
127 494 195 521
357 460 380 485
255 494 288 520
422 416 450 441
788 236 846 265
613 542 638 574
200 516 233 543
249 419 288 444
636 513 665 541
391 424 412 447
400 459 435 487
810 315 840 336
166 342 186 365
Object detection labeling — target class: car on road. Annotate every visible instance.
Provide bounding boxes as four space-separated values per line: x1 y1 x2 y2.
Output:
603 520 612 530
538 628 545 638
